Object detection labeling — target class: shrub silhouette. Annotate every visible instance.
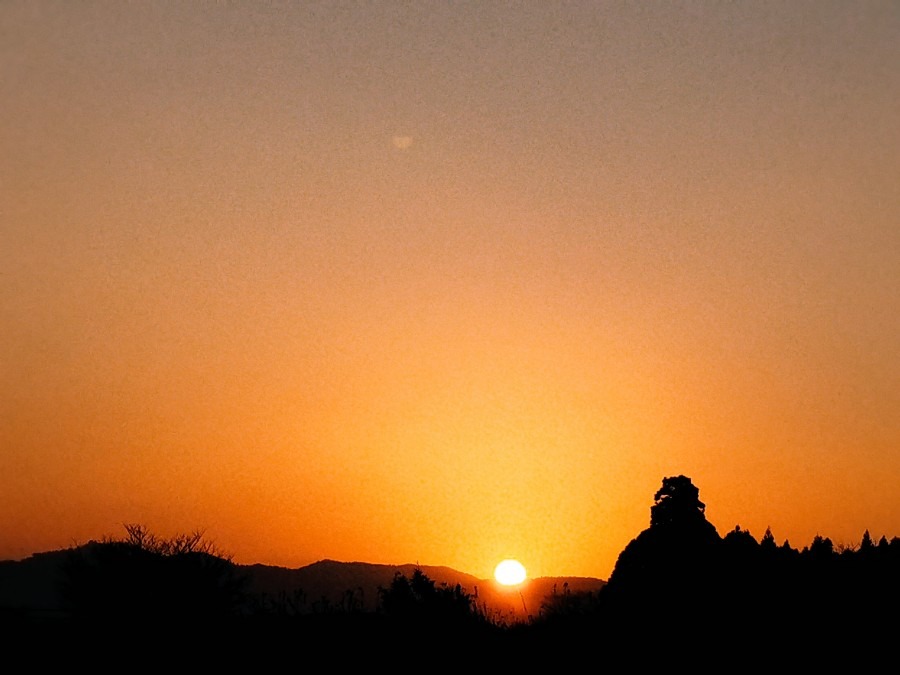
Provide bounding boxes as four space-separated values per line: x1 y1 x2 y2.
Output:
59 524 248 626
376 566 497 641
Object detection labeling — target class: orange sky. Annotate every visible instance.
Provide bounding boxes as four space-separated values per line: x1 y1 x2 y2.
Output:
2 1 898 580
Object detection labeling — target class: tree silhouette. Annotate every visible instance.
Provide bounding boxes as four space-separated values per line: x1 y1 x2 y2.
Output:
649 474 708 528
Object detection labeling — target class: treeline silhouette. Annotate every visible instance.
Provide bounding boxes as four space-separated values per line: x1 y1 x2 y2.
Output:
6 475 898 663
526 475 899 652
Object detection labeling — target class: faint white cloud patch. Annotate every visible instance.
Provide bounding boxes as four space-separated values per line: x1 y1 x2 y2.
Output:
392 135 413 149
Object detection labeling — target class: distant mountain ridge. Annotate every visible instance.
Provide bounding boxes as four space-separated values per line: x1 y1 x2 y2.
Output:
240 557 605 621
0 548 605 623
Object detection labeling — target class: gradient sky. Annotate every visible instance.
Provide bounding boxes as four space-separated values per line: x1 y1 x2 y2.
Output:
2 1 898 580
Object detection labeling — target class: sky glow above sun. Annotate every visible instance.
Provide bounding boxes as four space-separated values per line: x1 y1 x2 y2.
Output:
1 2 898 582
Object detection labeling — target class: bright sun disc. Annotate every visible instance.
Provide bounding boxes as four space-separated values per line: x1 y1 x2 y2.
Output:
494 559 527 586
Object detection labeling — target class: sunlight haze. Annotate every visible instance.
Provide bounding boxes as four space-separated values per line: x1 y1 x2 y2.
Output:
1 1 898 581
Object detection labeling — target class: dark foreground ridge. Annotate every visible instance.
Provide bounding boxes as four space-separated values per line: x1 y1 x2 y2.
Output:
2 475 898 665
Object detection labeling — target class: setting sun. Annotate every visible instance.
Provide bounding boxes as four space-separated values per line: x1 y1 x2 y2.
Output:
494 559 527 586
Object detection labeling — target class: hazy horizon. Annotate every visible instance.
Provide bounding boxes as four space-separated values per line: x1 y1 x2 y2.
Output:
2 1 898 581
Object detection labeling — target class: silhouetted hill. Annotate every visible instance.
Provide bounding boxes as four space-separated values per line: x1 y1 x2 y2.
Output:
0 549 71 620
